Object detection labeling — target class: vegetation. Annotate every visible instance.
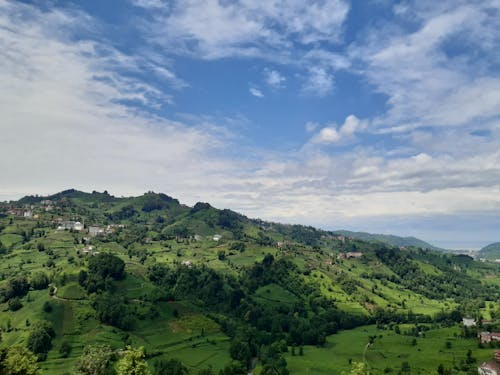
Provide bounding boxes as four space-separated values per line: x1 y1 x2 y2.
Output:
0 189 498 374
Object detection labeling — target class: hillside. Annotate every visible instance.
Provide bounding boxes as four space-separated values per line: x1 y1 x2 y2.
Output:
0 190 499 374
335 230 445 251
479 242 500 259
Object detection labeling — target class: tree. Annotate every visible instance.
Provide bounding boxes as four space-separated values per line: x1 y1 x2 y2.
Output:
153 358 188 375
27 321 55 357
343 362 369 375
8 298 22 311
59 341 72 358
2 276 29 301
218 361 246 375
92 292 134 330
75 344 115 375
31 272 49 290
0 346 40 375
116 346 150 375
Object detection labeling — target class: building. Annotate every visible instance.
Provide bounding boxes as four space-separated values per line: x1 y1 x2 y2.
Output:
479 361 500 375
181 260 193 268
57 221 75 230
213 234 222 241
479 332 500 344
89 226 104 237
338 252 363 260
73 222 84 231
463 318 476 327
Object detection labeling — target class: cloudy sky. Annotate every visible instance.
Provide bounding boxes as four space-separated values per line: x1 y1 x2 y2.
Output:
1 0 500 249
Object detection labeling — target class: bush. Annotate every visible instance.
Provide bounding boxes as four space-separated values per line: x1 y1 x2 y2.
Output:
31 272 49 290
8 297 23 311
59 341 72 358
43 301 52 313
27 321 55 356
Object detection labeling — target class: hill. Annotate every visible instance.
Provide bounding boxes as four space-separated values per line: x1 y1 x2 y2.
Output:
334 230 445 251
478 242 500 259
0 189 498 374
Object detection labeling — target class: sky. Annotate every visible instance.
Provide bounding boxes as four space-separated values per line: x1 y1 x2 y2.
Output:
1 0 500 249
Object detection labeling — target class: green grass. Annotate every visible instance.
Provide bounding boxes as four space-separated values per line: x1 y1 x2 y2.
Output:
58 283 86 300
285 325 493 375
254 283 300 307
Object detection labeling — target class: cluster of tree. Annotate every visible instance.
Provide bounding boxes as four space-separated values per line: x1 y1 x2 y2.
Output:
92 292 134 330
374 247 499 302
27 320 55 360
1 276 29 302
79 253 125 293
0 346 40 375
148 254 372 372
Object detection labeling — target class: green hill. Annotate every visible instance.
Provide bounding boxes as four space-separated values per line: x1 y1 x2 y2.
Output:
0 189 498 374
479 242 500 259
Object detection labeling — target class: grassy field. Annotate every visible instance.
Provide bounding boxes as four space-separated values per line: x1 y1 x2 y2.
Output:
285 324 495 375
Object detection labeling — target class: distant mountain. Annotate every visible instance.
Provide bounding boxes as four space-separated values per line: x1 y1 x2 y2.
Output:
478 242 500 259
334 230 445 251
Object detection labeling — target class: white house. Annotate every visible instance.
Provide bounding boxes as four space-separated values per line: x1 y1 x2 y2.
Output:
89 226 104 237
213 234 222 241
73 222 84 231
463 318 476 327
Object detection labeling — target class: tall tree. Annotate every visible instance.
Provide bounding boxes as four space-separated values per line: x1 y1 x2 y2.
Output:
116 346 150 375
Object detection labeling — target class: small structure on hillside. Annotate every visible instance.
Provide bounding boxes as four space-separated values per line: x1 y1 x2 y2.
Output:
181 260 193 268
462 317 476 327
89 226 104 237
73 222 84 231
337 252 363 260
479 332 500 344
479 361 500 375
213 234 222 241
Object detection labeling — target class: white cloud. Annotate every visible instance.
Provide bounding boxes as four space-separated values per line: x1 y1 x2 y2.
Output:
310 115 367 144
264 69 286 88
302 66 335 96
249 87 264 98
130 0 168 9
305 121 318 133
153 0 349 59
351 1 500 132
0 1 238 202
3 0 500 246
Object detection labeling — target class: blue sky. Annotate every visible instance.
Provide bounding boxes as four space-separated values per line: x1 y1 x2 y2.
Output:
1 0 500 249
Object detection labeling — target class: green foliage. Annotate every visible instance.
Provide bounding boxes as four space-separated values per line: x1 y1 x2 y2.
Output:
59 341 72 358
76 345 116 375
116 346 150 375
30 271 49 290
8 297 22 311
2 276 29 301
92 292 134 330
27 320 55 356
0 346 40 375
153 358 188 375
343 362 369 375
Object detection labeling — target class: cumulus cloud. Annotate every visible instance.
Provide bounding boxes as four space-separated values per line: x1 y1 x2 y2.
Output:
264 69 286 88
310 115 367 144
149 0 349 59
302 66 335 96
249 87 264 98
350 0 500 132
0 1 236 201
